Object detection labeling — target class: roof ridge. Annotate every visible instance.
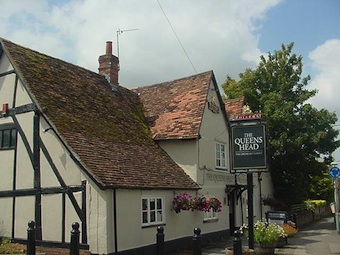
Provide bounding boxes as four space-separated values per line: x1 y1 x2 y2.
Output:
137 70 213 89
0 37 105 82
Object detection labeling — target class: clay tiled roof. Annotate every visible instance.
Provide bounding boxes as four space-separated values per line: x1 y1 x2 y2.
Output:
1 38 199 190
133 71 214 140
225 96 245 120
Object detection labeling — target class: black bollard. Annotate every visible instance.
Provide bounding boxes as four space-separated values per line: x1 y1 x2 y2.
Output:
233 230 242 255
156 226 165 255
70 222 80 255
192 227 202 255
27 221 36 255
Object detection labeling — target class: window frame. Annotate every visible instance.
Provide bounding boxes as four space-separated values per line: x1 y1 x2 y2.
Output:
0 124 17 150
203 208 218 222
215 142 227 170
141 196 165 227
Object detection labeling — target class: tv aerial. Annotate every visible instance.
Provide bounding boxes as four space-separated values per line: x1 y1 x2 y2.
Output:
116 28 139 58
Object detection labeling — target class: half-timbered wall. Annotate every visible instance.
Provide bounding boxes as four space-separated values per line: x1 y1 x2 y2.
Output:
0 52 90 245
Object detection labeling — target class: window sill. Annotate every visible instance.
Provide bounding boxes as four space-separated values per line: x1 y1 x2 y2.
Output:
215 168 228 171
203 218 218 223
142 223 166 229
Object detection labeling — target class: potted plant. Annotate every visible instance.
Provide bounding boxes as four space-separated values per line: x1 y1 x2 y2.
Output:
253 220 286 254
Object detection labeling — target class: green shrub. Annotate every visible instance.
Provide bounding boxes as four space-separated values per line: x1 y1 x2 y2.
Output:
304 200 327 211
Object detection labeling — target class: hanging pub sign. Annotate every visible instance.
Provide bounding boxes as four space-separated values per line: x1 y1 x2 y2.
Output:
231 124 267 170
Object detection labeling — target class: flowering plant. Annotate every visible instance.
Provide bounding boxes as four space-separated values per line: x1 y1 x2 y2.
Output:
172 193 193 213
192 196 210 212
172 193 222 213
239 223 249 238
254 220 286 245
282 221 298 237
240 220 286 245
208 197 222 212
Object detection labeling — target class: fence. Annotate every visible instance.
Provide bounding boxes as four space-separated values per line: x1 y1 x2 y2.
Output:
156 226 202 255
26 221 80 255
26 222 204 255
289 204 332 228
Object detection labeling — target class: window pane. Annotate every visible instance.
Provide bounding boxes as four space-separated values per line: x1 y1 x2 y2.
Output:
142 199 148 210
142 212 148 223
157 211 163 222
3 129 10 148
150 199 155 210
157 198 162 210
150 211 156 222
11 129 17 147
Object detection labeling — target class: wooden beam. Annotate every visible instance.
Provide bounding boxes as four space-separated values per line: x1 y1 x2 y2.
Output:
0 186 84 198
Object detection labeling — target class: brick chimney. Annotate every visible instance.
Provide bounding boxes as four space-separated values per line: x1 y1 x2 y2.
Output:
98 41 119 86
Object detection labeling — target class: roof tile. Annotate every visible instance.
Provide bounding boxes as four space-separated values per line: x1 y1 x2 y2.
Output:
133 71 213 140
225 96 245 120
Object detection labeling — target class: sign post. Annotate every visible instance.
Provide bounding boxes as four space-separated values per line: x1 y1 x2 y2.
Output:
330 163 340 234
230 113 268 249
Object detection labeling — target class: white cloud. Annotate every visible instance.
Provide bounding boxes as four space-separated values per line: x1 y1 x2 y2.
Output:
308 39 340 116
0 0 282 88
308 39 340 161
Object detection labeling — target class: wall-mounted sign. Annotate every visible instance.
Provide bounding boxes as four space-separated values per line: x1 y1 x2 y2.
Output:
232 124 267 170
208 96 219 114
234 113 262 120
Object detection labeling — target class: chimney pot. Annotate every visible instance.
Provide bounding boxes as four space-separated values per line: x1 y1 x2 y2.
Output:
98 41 119 86
106 41 112 55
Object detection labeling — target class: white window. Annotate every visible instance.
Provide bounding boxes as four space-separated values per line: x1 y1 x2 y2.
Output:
204 208 218 222
215 143 227 169
141 197 164 227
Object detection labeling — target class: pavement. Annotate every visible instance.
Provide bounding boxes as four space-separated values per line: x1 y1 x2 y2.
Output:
202 216 340 255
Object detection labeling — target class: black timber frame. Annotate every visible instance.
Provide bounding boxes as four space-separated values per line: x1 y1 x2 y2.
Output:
0 68 88 245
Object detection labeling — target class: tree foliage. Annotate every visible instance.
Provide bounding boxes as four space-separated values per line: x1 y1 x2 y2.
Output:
222 43 339 207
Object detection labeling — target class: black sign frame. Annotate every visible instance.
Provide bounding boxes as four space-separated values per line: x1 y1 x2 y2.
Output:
231 123 268 171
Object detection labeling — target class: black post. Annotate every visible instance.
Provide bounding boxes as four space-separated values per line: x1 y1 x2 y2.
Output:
247 172 254 249
27 221 36 255
70 222 80 255
233 230 242 255
258 172 263 219
156 226 165 255
192 227 201 255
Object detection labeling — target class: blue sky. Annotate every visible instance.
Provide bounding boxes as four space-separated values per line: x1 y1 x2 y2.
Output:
0 0 339 161
259 0 340 56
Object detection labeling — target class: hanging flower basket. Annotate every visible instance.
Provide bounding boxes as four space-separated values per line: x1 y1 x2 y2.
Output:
172 193 193 213
172 193 222 213
209 197 222 212
192 196 210 212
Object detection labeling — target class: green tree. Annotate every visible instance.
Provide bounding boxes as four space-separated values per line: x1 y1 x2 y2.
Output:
222 43 339 207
